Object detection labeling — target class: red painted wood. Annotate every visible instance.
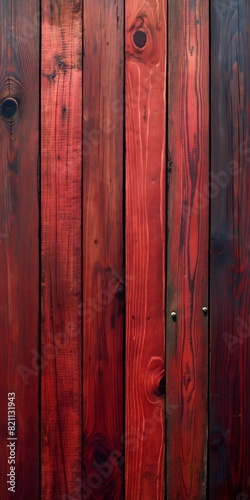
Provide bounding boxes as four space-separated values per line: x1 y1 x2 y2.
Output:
2 2 250 497
41 1 83 497
82 0 125 498
125 1 167 498
210 1 250 497
166 0 209 497
0 1 40 498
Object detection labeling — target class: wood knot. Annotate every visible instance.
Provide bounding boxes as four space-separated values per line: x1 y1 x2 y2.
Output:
133 30 147 49
0 98 18 120
57 59 67 72
93 447 109 465
114 284 124 302
210 430 228 449
155 376 166 397
145 357 165 402
211 234 228 256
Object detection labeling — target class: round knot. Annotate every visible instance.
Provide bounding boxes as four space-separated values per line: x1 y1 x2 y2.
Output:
133 30 147 49
0 98 18 120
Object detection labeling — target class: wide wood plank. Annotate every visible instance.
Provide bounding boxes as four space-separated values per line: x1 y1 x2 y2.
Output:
0 1 40 498
210 0 250 497
41 1 83 497
82 0 124 498
125 1 167 498
166 0 209 497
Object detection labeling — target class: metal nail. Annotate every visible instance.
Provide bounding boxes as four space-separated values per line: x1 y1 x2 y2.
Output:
171 311 177 321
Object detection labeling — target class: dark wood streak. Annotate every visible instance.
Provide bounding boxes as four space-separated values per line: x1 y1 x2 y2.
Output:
210 0 250 497
41 0 83 497
167 0 209 497
0 0 40 498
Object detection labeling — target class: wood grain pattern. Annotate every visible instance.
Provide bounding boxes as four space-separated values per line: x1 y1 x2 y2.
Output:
2 1 250 497
210 0 250 497
41 1 83 498
0 1 40 498
82 0 124 498
125 1 166 498
166 0 209 497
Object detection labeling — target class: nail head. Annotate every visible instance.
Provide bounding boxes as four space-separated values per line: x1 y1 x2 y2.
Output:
171 311 177 322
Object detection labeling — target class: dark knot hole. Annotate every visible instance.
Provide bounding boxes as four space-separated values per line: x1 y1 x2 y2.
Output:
0 98 18 120
158 376 166 397
133 30 147 49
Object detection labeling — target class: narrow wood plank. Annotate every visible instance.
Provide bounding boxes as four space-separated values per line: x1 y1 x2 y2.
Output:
166 0 209 497
210 0 250 497
0 1 40 498
82 1 124 498
125 1 167 498
41 1 83 497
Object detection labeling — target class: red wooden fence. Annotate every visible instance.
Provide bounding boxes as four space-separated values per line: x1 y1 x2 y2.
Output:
0 0 250 499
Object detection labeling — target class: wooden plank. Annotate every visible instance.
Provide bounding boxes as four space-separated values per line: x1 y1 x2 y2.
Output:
210 0 250 497
82 0 124 498
166 0 209 497
125 1 167 498
0 1 40 498
41 1 83 497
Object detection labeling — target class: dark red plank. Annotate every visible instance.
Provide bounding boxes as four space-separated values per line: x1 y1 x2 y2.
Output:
82 0 124 498
41 1 83 497
125 1 167 498
0 1 40 498
166 0 209 497
210 0 250 497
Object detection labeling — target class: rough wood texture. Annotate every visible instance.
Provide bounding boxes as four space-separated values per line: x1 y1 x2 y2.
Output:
166 0 209 497
41 1 83 498
2 1 250 497
125 1 167 498
82 0 124 498
0 1 40 498
210 0 250 497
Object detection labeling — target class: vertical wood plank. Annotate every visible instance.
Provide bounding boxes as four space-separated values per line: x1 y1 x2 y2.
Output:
210 0 250 497
166 0 209 497
0 1 40 498
82 0 124 498
125 1 167 498
41 1 83 497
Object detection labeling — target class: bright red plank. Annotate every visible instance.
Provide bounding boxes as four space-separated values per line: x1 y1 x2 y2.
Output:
125 0 167 498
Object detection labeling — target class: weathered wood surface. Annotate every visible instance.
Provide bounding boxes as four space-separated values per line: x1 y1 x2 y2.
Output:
1 0 250 498
210 0 250 497
82 0 125 498
125 1 167 498
166 0 209 497
0 0 40 498
41 1 83 498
